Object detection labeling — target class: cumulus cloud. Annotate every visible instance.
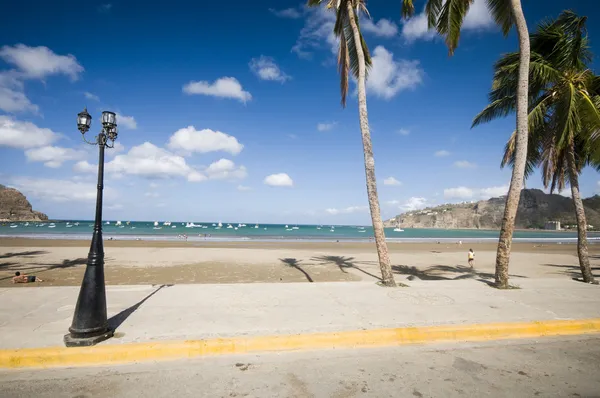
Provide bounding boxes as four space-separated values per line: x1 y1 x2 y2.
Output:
361 18 398 37
383 177 402 186
0 44 84 80
264 173 293 187
0 116 59 149
269 7 303 19
8 177 116 203
183 77 252 103
115 113 137 130
397 128 410 136
454 160 477 168
326 206 368 215
479 185 509 199
106 141 125 157
367 46 423 99
167 126 243 155
103 142 202 182
401 0 494 42
25 146 86 168
435 150 450 157
204 159 247 180
0 45 83 113
249 56 291 82
400 197 428 211
73 160 96 173
237 185 251 191
317 122 337 132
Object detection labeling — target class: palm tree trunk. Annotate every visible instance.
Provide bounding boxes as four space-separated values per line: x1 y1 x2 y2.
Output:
346 1 396 287
566 143 597 284
494 0 531 289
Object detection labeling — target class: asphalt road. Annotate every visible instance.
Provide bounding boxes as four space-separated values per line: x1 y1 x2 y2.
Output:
1 336 599 397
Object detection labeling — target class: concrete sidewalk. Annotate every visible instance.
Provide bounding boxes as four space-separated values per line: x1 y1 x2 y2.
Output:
1 278 599 350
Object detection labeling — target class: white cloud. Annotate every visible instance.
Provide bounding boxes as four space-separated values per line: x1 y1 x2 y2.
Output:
264 173 293 187
479 185 509 199
292 7 337 58
167 126 243 155
454 160 477 169
149 182 159 189
444 186 474 199
401 0 494 42
183 77 252 103
0 116 59 149
115 113 137 130
383 177 402 186
317 122 337 132
326 206 368 215
367 46 423 99
361 18 398 37
104 142 202 182
435 150 450 157
237 185 251 191
25 146 86 168
397 128 410 136
204 159 247 180
73 160 96 173
0 86 38 113
249 56 290 83
400 197 428 211
0 44 83 80
144 191 159 198
8 177 116 203
107 141 125 157
269 7 303 19
84 92 100 101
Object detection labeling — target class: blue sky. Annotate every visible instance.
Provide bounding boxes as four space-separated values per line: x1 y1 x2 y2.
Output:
1 0 599 224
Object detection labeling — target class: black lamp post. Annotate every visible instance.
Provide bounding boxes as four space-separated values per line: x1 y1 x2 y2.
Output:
64 108 118 347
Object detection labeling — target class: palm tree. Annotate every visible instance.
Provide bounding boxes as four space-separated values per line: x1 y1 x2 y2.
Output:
401 0 531 288
307 0 396 286
474 11 600 284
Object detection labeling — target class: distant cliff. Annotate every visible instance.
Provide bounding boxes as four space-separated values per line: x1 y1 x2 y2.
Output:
385 189 600 230
0 184 48 222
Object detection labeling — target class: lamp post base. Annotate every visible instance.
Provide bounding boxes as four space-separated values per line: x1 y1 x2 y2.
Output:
64 329 114 347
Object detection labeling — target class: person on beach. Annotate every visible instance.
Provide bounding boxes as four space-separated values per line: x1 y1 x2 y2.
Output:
12 272 43 283
468 249 475 268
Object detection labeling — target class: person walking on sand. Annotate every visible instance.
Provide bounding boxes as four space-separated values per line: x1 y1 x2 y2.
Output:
468 249 475 268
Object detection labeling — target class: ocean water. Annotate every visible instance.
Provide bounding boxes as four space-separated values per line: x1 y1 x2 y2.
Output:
0 220 597 243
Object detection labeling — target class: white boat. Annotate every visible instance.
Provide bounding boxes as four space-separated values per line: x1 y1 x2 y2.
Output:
285 225 289 228
125 221 130 225
212 223 216 226
48 225 56 228
234 227 238 230
154 221 159 227
286 228 293 231
9 224 17 228
227 224 233 229
185 222 196 228
106 221 110 225
316 227 321 230
24 222 29 226
153 226 162 230
218 222 223 227
66 224 73 228
359 230 366 233
393 228 404 232
163 221 171 226
74 222 80 226
240 223 246 227
264 227 267 230
238 223 243 228
172 226 176 228
39 223 46 226
330 229 335 232
292 226 299 230
116 221 122 226
255 224 259 229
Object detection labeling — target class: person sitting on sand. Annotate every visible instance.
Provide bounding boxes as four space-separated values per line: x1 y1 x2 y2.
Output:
468 249 475 268
12 271 43 284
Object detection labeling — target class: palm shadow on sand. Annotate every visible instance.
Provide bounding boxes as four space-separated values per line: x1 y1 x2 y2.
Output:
311 255 382 281
279 258 313 282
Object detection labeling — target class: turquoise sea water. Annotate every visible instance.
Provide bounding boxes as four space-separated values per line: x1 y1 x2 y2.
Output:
1 220 597 243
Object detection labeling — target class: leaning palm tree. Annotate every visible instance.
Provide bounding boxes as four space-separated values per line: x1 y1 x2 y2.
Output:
401 0 531 289
474 11 600 284
307 0 396 286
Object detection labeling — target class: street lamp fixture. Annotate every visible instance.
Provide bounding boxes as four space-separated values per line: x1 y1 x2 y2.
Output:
64 108 119 347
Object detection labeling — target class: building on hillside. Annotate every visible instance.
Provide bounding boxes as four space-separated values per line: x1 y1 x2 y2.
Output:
544 221 561 231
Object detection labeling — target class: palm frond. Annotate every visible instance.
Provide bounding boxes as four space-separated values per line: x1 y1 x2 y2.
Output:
424 0 444 30
553 82 580 150
486 0 513 36
401 0 416 19
472 97 515 127
435 0 472 55
307 0 323 7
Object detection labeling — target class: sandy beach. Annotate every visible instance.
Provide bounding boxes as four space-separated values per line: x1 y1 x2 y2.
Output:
1 238 598 287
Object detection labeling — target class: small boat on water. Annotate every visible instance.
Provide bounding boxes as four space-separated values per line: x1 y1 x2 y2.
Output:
218 222 223 228
163 221 171 226
66 224 73 228
74 222 80 226
285 225 289 228
255 224 259 229
393 228 404 232
116 221 122 226
24 222 29 226
48 224 56 228
227 224 233 229
9 225 17 228
153 226 162 230
154 221 159 227
292 226 299 230
106 221 110 225
234 227 238 230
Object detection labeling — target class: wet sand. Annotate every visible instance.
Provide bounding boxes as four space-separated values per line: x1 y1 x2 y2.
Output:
1 238 598 287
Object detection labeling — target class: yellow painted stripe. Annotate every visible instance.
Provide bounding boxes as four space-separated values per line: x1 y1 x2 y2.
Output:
1 318 599 369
